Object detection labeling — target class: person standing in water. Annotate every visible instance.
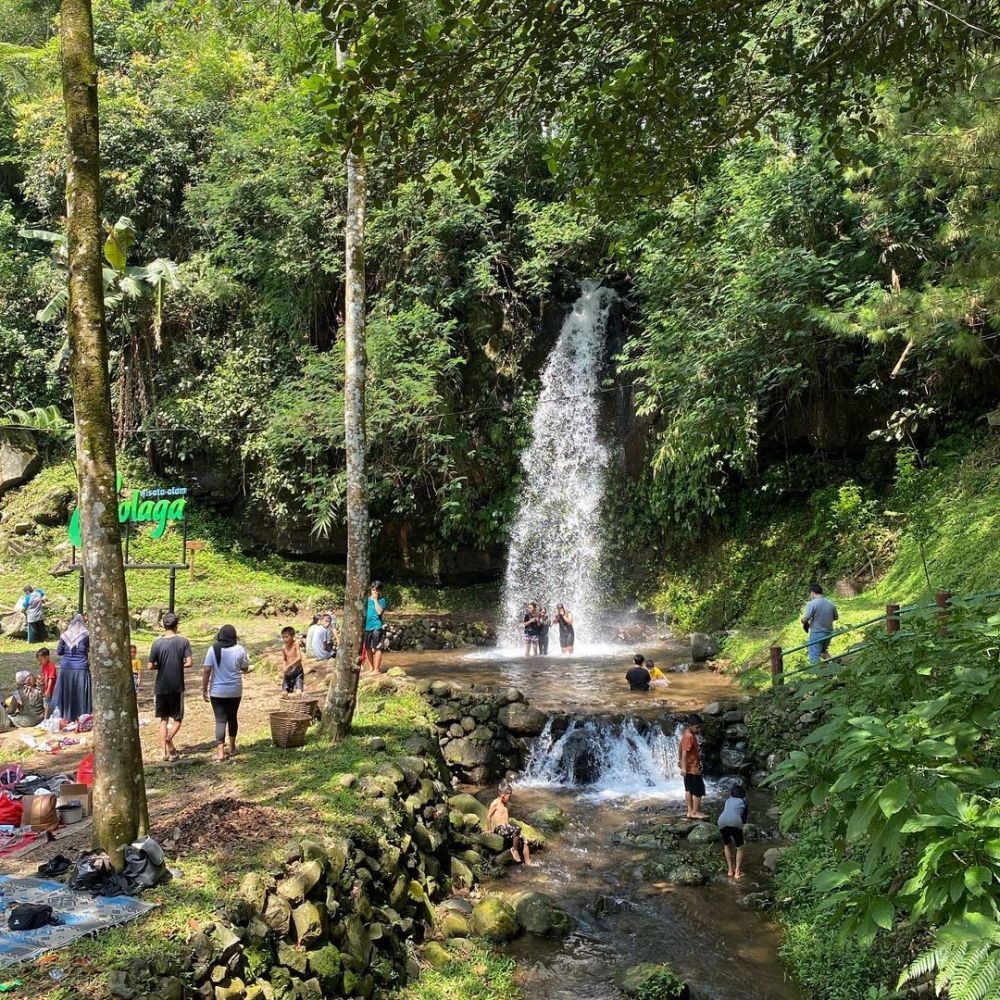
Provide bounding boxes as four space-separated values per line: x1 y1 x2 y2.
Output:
553 604 574 654
718 782 750 879
538 606 551 655
522 602 541 656
679 713 708 820
486 783 531 866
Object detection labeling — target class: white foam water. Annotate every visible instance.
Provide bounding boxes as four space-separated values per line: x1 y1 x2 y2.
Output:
500 281 617 651
518 718 688 802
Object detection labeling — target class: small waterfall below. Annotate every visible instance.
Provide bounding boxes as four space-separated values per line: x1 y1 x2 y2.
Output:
519 717 685 802
500 281 617 649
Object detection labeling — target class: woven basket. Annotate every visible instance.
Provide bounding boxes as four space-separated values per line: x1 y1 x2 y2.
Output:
287 697 320 719
270 711 311 749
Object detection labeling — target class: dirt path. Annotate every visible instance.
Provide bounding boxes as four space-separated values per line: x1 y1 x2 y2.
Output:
0 639 334 877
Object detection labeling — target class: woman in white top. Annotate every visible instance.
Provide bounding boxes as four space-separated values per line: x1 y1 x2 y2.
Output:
202 624 250 762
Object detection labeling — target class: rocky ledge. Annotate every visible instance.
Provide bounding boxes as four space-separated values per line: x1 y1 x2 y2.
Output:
416 679 548 785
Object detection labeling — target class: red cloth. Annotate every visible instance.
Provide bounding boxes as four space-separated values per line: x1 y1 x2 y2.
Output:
77 751 95 788
0 790 23 827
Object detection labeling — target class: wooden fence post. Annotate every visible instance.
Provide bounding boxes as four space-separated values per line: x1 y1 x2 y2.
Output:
886 603 900 634
770 645 784 686
936 590 952 634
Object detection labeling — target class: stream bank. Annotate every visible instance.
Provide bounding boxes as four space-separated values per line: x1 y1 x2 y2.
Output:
402 644 800 999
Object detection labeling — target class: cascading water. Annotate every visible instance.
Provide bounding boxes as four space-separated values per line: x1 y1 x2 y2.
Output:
519 718 686 801
500 281 617 650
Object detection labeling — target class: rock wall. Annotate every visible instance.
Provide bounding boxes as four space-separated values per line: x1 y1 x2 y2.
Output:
417 679 548 785
385 619 495 652
108 697 549 1000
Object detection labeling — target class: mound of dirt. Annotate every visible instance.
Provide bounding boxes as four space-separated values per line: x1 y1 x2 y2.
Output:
159 797 294 857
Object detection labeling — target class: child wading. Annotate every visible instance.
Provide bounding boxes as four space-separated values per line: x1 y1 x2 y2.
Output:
679 713 708 820
718 782 749 879
281 626 304 695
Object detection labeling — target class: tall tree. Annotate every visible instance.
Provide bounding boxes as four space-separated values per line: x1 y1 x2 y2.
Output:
61 0 148 863
324 42 369 739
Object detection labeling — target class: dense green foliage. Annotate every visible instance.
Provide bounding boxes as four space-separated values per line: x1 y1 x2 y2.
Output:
763 604 1000 997
1 0 997 569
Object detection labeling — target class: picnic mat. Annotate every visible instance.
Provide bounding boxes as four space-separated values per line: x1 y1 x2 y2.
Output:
0 876 154 969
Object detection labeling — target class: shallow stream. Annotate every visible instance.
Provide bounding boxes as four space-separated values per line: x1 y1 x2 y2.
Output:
397 642 801 999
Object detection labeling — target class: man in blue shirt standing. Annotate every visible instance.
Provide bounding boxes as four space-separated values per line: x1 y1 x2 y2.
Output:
362 581 388 673
801 583 839 664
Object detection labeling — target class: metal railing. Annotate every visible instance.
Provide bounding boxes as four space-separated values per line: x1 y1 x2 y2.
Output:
769 589 1000 686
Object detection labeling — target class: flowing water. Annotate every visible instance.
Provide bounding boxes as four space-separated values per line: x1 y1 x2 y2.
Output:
397 645 801 999
500 282 617 649
399 279 798 996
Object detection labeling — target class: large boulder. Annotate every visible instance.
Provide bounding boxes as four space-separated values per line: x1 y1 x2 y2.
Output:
469 897 519 942
668 863 707 887
496 702 547 736
441 738 492 769
690 632 717 661
447 793 487 822
510 891 576 938
720 746 751 772
528 806 568 832
687 822 719 845
0 431 41 496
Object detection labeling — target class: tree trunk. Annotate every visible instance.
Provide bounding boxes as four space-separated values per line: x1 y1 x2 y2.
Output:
323 45 370 741
61 0 149 862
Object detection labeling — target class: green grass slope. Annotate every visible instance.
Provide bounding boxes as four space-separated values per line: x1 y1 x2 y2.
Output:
646 432 1000 685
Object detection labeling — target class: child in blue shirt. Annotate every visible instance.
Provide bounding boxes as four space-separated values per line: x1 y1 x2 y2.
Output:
718 782 750 879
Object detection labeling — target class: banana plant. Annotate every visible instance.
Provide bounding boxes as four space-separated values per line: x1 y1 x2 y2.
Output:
21 216 179 338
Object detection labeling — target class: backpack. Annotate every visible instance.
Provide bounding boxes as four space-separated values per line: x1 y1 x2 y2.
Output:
8 903 61 930
123 837 169 889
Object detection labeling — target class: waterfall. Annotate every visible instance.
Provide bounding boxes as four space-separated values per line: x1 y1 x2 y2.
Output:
500 281 617 649
519 718 686 802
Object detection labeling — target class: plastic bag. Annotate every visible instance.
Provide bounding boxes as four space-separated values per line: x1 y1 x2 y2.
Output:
0 792 22 828
76 752 94 788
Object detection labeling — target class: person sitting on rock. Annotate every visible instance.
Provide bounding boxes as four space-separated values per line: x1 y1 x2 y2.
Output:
486 783 531 866
718 782 750 879
625 653 651 691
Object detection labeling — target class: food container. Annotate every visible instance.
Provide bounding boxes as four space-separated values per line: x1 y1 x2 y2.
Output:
57 801 84 825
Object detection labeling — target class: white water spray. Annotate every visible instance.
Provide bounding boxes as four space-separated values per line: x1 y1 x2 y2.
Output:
500 281 617 649
519 718 687 802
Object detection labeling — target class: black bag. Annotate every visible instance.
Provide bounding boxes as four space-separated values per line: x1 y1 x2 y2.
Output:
38 853 71 877
8 903 61 930
69 852 114 892
123 837 169 889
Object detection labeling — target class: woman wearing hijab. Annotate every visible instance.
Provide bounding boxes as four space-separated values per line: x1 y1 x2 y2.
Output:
52 613 92 722
9 671 44 727
202 624 250 762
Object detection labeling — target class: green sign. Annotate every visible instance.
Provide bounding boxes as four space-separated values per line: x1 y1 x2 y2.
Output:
68 477 188 547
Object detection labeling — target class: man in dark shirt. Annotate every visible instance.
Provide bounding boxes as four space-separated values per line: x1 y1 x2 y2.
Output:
148 612 193 761
625 653 651 691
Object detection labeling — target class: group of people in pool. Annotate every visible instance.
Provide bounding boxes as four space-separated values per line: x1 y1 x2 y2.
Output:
520 602 575 656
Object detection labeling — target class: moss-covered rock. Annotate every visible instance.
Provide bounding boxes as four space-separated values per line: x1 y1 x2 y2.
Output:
621 962 690 999
510 891 576 938
469 896 520 942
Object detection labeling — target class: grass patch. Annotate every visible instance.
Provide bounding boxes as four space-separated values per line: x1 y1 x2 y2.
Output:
9 683 519 1000
645 433 1000 686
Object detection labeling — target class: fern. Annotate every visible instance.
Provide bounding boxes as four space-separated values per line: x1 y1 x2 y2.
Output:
0 405 73 440
900 923 1000 1000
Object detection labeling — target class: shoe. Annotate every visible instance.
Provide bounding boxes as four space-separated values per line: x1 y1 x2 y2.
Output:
38 854 72 876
